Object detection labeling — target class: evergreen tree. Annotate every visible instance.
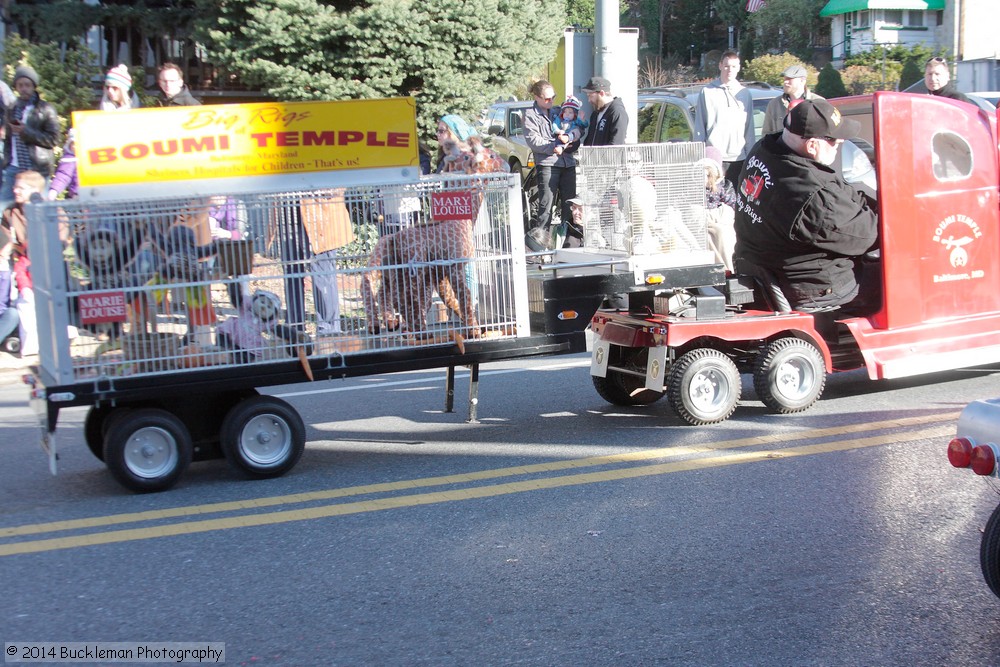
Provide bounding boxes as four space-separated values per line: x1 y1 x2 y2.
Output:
899 58 923 91
193 0 566 141
746 0 826 61
815 62 849 99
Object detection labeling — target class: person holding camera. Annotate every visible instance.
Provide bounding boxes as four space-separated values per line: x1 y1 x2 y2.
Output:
1 65 61 207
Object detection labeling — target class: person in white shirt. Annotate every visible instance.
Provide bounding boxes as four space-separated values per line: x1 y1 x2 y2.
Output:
694 51 755 189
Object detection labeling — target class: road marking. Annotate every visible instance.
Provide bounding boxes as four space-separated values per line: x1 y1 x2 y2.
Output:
1 411 956 539
0 420 954 557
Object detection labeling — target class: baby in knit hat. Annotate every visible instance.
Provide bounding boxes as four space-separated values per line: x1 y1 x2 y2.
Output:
100 64 140 111
552 95 588 143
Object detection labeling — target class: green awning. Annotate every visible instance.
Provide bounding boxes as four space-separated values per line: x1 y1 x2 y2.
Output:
820 0 945 17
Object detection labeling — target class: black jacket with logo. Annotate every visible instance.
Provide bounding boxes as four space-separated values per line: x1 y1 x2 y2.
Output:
733 133 878 308
584 96 628 146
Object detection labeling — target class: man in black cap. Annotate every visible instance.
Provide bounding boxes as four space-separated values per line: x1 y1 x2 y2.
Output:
1 65 60 206
761 63 823 135
734 99 880 315
581 76 628 146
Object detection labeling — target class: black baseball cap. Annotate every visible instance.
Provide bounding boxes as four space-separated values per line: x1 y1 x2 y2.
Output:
582 76 611 93
783 99 860 141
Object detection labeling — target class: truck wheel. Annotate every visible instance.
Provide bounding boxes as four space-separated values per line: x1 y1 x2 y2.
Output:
753 337 826 414
220 396 305 478
103 408 192 493
667 348 741 425
592 371 664 406
981 503 1000 599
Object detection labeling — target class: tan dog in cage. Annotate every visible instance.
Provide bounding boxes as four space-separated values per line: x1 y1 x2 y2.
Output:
362 219 480 337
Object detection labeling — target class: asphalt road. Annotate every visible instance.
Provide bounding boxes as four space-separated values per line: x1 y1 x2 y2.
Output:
2 352 1000 666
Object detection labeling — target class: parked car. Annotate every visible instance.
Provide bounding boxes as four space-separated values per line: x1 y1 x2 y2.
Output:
969 91 999 108
636 81 782 145
946 398 1000 600
480 100 534 181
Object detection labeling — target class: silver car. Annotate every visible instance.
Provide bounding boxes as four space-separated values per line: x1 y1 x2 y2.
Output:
481 100 535 181
636 81 782 145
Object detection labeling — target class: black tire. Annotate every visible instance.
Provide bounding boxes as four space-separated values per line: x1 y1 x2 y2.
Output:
83 405 121 462
592 371 665 406
753 337 826 414
220 396 305 478
667 348 741 425
2 335 20 354
981 502 1000 599
103 408 192 493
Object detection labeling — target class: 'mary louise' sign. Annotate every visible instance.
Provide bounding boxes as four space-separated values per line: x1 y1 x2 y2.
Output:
430 191 479 221
73 98 420 188
78 291 128 325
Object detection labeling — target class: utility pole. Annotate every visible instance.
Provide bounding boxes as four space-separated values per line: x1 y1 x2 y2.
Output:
594 0 619 79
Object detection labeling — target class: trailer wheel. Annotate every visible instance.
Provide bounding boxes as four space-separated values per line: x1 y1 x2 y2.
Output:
667 348 741 425
84 405 117 461
753 337 826 414
592 371 664 406
220 396 305 478
103 408 192 493
981 503 1000 599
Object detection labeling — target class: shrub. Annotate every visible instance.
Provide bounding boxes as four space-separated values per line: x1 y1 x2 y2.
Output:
743 53 817 88
815 63 849 99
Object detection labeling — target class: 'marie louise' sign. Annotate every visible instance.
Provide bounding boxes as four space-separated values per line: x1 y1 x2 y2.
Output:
78 291 128 325
430 191 478 221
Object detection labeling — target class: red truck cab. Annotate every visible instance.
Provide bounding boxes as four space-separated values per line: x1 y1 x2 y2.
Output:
590 91 1000 424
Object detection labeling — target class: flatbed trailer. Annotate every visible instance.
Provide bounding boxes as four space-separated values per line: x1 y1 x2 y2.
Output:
24 142 720 492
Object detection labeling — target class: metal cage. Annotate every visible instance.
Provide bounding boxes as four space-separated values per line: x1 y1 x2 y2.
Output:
572 142 713 264
26 172 530 384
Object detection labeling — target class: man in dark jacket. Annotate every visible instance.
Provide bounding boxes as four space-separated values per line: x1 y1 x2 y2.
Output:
582 76 628 146
924 57 971 104
1 65 61 206
156 63 201 107
734 99 880 315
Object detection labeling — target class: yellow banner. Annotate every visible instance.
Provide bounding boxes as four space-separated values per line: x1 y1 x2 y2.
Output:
73 98 419 187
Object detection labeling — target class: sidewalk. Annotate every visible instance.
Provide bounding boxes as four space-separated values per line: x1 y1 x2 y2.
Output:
0 352 34 386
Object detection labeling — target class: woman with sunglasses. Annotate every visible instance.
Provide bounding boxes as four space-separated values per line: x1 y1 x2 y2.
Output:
99 65 141 112
523 79 579 252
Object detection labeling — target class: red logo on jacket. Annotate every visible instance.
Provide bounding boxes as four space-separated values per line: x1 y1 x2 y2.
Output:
741 174 765 201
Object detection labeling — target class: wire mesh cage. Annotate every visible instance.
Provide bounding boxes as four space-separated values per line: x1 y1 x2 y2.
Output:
26 172 529 383
573 142 711 262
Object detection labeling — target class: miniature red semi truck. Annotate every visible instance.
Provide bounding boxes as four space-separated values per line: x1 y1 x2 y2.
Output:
590 91 1000 425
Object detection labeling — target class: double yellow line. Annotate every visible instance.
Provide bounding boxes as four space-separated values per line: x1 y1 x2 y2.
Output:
0 412 957 557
